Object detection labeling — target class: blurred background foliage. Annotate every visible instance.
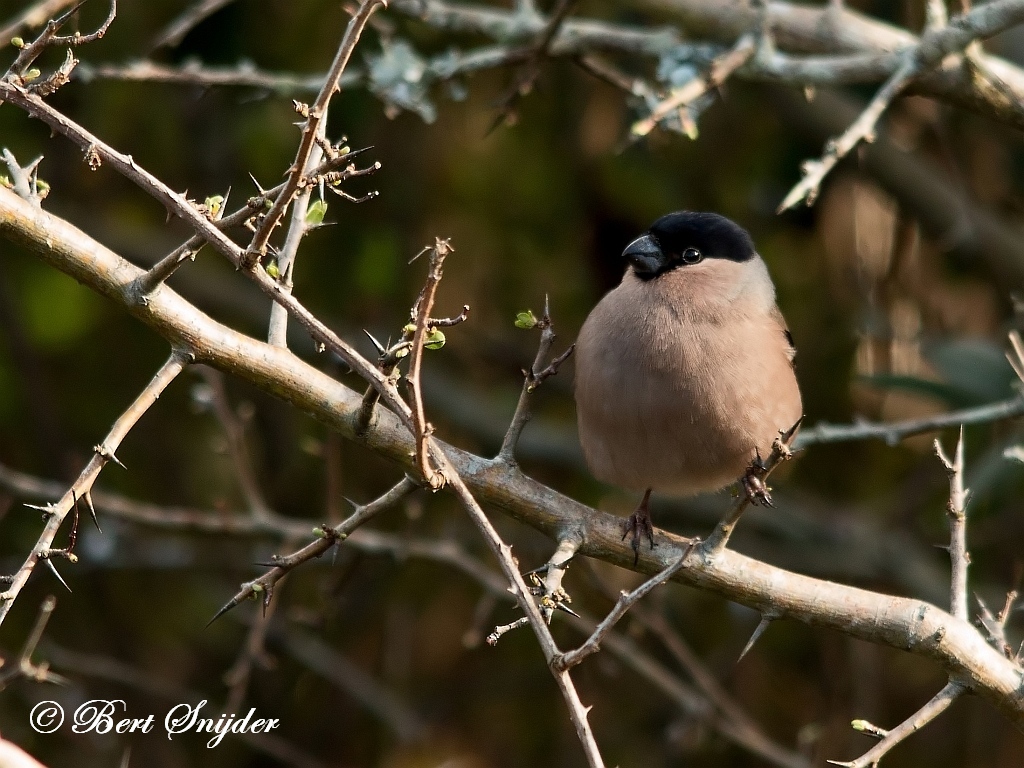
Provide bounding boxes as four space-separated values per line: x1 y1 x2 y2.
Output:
1 0 1024 766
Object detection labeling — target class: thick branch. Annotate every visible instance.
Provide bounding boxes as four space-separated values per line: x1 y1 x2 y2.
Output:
2 187 1023 727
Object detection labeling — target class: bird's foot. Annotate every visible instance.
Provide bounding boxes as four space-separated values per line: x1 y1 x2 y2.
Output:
742 458 773 507
622 489 655 566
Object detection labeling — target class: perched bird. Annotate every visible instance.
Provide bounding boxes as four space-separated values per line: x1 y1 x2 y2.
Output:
574 211 802 558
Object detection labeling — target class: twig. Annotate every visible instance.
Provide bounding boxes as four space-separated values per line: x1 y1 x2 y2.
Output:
405 238 454 489
700 419 802 558
6 190 1024 728
245 0 385 263
0 0 79 48
827 682 964 767
442 470 606 768
129 150 373 300
778 0 1024 211
5 0 115 79
266 121 326 348
496 296 574 465
198 367 272 521
630 33 756 138
935 429 969 620
553 550 689 671
490 0 579 130
0 595 67 690
207 477 418 625
151 0 238 49
0 349 187 626
794 396 1024 449
223 583 280 713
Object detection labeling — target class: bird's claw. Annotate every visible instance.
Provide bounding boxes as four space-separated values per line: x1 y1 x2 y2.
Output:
622 508 655 566
742 470 773 507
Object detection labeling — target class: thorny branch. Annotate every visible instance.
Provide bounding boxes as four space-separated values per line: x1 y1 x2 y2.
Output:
3 188 1023 728
0 460 811 768
0 348 188 626
208 476 419 626
406 238 455 490
795 395 1024 448
827 429 977 766
779 0 1024 211
245 0 385 262
552 550 690 671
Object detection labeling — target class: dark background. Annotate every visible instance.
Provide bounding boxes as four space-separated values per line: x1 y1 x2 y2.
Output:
1 0 1024 765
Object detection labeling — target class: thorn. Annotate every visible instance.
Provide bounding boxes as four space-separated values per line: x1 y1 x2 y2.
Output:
737 613 775 661
206 587 253 628
363 329 387 355
83 490 101 533
23 502 54 513
41 557 71 593
248 173 267 195
553 602 580 618
94 443 126 469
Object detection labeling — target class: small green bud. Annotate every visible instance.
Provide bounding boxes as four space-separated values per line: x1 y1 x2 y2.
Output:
34 178 50 198
251 583 264 594
265 260 280 279
305 199 328 225
425 328 446 350
850 720 870 732
0 175 11 189
24 68 41 82
402 323 416 336
514 310 537 329
312 526 326 538
11 37 24 48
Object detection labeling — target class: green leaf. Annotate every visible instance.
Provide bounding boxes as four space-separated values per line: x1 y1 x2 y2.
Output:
265 260 280 278
515 310 537 329
306 199 328 225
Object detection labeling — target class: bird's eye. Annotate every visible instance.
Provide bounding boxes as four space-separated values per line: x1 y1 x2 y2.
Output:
681 247 702 264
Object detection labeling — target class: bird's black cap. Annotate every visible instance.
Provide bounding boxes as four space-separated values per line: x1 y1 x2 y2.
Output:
623 211 755 279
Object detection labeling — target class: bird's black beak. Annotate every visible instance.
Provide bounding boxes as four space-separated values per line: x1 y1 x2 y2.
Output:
622 234 663 275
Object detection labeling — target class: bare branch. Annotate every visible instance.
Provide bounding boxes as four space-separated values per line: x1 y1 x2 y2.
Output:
935 429 970 621
631 33 756 138
0 348 188 626
778 0 1024 211
700 418 802 557
827 682 964 767
246 0 385 261
4 189 1024 728
497 298 574 465
553 549 690 671
406 238 455 489
795 396 1024 448
151 0 237 50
